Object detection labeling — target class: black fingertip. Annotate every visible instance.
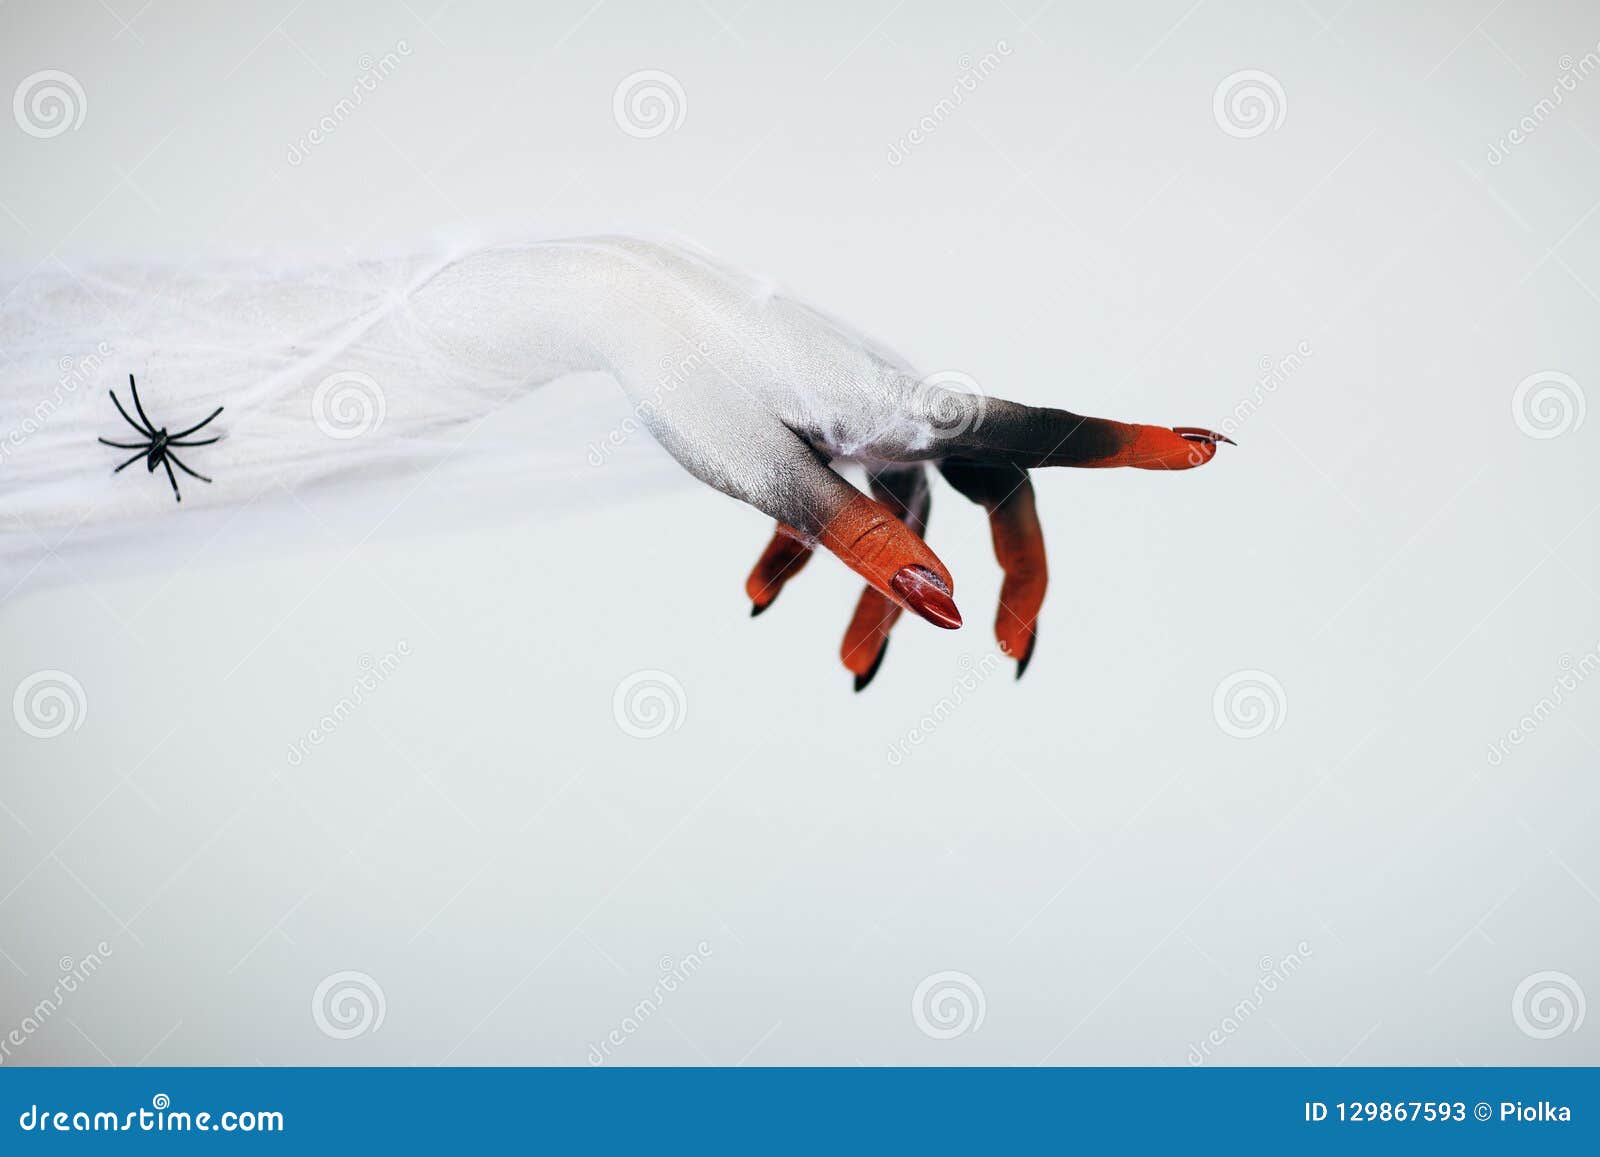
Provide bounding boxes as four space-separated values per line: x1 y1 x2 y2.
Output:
1015 631 1037 680
854 640 889 692
750 601 768 618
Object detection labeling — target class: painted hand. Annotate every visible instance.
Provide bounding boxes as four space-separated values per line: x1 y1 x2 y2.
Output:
577 238 1234 688
736 401 1232 689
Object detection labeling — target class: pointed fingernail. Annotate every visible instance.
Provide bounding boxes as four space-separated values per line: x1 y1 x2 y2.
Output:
853 639 889 692
1015 630 1037 679
750 601 769 618
889 566 962 630
1174 426 1237 446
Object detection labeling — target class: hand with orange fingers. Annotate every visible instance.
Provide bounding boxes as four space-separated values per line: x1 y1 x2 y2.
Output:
729 394 1231 689
573 237 1232 688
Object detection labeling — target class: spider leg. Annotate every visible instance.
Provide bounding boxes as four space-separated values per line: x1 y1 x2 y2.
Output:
109 389 153 438
98 437 149 449
170 406 223 440
167 435 220 447
129 374 159 435
166 450 213 485
112 448 148 473
161 455 183 502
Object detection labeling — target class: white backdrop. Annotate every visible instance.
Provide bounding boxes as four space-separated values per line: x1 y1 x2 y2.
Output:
1 0 1597 1066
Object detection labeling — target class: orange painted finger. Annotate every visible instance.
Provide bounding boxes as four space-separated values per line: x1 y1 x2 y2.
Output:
722 431 959 634
940 459 1048 678
745 523 813 615
817 492 959 632
840 467 930 690
840 588 901 690
941 399 1234 470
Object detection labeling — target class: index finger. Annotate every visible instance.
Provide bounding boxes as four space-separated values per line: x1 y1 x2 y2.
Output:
925 394 1233 470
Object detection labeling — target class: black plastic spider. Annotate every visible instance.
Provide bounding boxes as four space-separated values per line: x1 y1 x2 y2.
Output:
98 374 224 503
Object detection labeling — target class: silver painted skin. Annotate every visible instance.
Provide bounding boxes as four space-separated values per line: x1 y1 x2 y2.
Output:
435 236 965 540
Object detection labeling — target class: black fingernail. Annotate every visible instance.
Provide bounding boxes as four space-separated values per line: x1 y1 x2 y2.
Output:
854 639 889 692
1016 631 1037 680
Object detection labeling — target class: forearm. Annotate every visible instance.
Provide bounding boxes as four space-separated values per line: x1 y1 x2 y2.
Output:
0 243 662 532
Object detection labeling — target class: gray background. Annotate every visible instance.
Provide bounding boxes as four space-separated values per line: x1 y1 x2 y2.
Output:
2 0 1597 1065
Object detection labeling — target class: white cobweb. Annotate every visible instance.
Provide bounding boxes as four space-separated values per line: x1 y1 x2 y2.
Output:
0 241 691 601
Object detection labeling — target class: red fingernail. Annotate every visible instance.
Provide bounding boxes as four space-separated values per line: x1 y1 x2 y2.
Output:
890 566 962 630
